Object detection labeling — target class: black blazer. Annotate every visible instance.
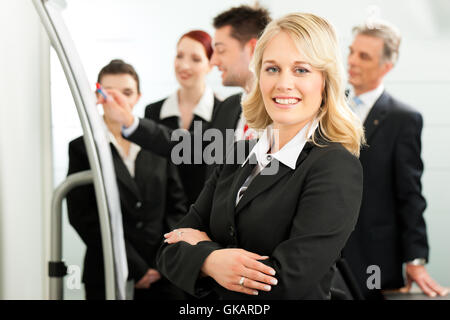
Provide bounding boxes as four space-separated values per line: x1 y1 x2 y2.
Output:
66 136 187 286
156 138 363 300
127 93 242 205
342 91 429 298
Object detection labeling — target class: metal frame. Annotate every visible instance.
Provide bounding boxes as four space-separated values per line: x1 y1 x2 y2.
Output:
49 171 93 299
33 0 127 300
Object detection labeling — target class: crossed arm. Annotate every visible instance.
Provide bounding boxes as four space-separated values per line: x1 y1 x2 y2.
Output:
157 147 365 299
163 227 277 296
156 163 277 297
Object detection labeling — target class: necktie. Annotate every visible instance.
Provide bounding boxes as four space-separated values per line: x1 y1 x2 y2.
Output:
353 96 363 106
243 123 256 140
349 96 365 122
243 124 250 140
349 95 363 112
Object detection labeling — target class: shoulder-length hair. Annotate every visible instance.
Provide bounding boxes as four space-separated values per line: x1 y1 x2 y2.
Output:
242 13 365 157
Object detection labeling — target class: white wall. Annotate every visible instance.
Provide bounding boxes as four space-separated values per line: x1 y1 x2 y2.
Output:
0 0 51 299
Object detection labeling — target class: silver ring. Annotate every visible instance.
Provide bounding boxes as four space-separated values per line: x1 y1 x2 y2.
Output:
239 276 245 286
177 231 183 237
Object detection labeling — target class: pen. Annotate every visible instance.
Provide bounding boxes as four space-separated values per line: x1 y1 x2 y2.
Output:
96 82 108 100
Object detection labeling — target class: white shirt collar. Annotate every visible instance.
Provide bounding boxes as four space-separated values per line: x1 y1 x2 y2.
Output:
160 86 215 122
349 83 384 123
357 83 384 109
242 119 319 170
108 131 141 177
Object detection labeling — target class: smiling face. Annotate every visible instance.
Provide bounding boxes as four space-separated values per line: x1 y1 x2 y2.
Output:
174 36 211 89
259 31 324 133
210 25 253 88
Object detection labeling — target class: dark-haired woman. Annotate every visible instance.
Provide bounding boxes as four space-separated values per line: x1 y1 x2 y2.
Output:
66 59 188 300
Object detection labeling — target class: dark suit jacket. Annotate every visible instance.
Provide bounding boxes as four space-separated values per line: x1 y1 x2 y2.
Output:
156 138 363 300
342 91 429 299
126 93 242 204
66 136 188 288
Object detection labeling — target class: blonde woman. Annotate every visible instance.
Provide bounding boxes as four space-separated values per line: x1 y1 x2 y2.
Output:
157 13 365 300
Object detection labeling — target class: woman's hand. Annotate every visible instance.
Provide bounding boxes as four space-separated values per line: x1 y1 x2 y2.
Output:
98 88 134 128
164 228 212 246
201 249 278 296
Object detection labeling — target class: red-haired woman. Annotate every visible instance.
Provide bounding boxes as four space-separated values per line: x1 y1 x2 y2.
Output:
144 30 221 205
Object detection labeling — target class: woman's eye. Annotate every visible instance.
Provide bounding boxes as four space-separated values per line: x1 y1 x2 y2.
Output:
295 67 309 74
265 66 279 73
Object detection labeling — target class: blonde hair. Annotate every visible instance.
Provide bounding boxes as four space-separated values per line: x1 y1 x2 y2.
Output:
242 13 365 157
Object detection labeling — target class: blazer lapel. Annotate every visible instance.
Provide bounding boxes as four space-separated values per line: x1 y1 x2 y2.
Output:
234 139 315 214
364 91 391 143
110 145 141 197
296 140 314 167
234 160 291 214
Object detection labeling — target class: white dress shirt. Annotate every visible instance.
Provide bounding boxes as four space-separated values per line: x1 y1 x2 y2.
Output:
122 86 215 137
108 131 141 177
160 86 215 124
348 83 384 123
236 119 319 205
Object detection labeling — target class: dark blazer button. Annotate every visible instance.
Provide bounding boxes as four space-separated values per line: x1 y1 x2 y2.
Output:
229 226 235 237
135 201 142 209
136 221 143 229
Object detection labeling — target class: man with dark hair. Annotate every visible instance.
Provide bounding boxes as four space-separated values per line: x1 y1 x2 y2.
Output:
213 5 270 44
102 4 271 197
211 5 270 92
205 4 270 142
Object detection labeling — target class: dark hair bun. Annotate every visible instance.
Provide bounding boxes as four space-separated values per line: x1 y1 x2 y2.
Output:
109 59 125 64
